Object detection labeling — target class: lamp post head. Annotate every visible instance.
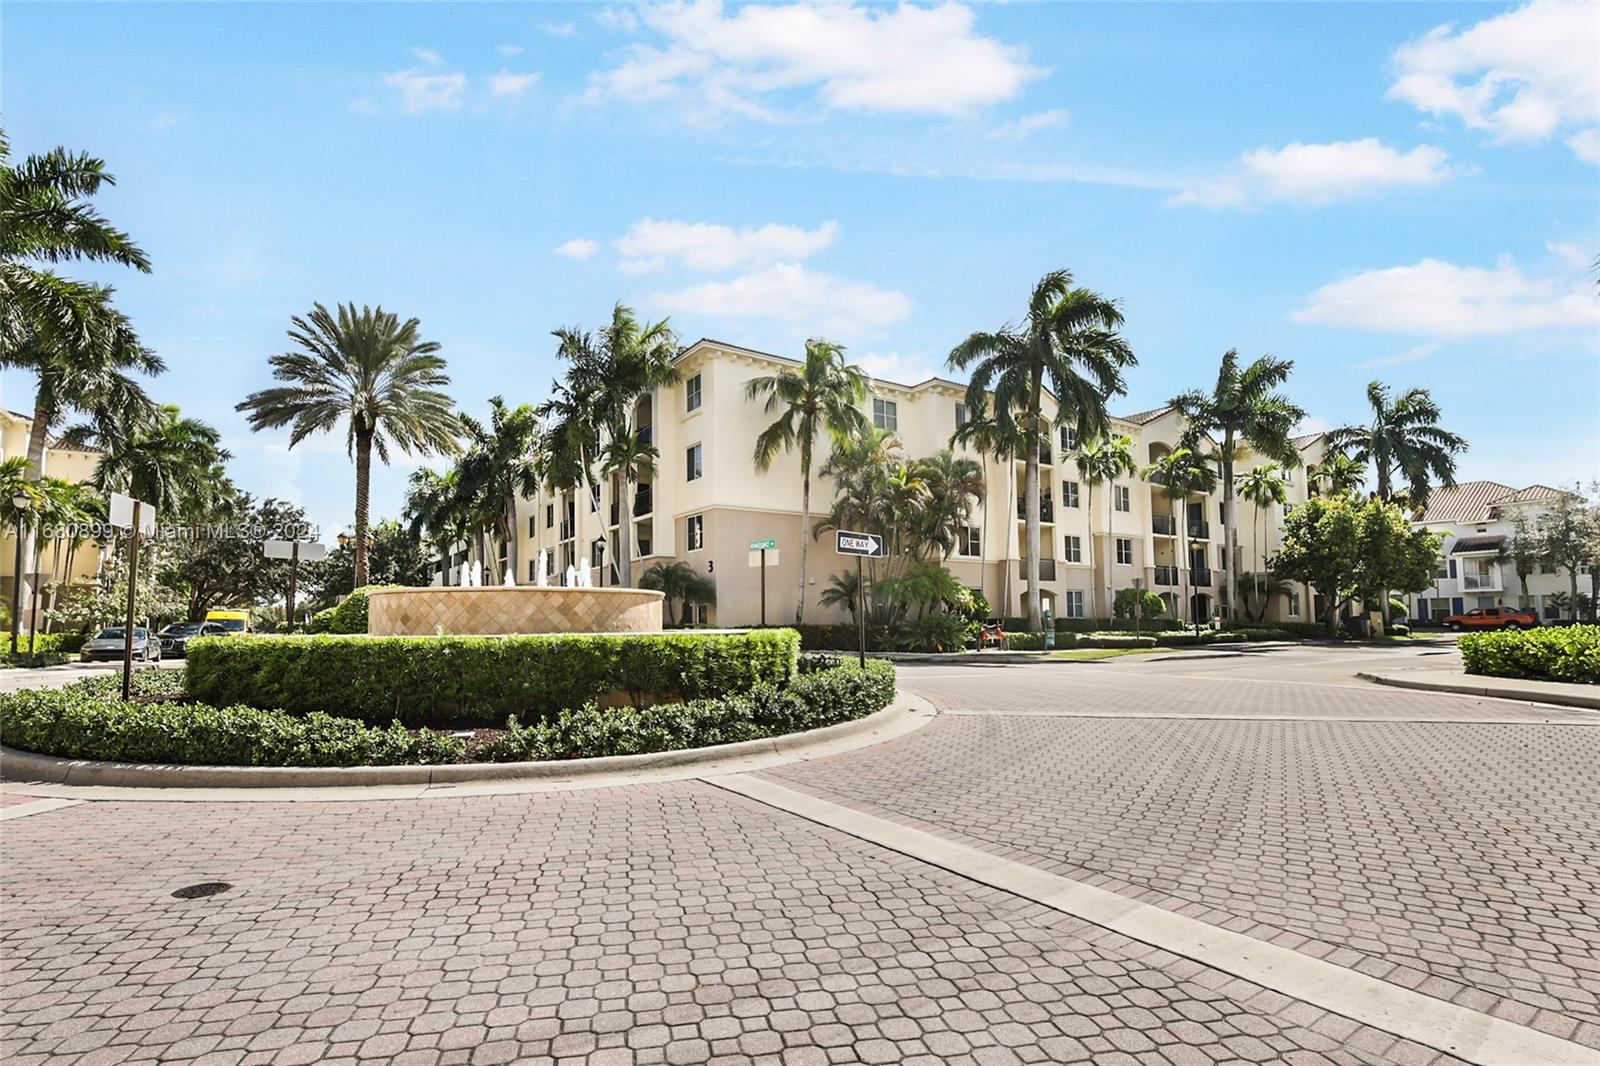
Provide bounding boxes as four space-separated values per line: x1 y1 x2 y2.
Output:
11 492 30 510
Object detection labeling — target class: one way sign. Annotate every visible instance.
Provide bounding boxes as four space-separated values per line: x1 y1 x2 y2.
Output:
835 530 885 557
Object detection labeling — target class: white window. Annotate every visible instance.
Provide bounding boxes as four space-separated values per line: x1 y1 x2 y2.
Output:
1064 590 1085 618
686 443 703 481
958 526 981 557
1288 594 1301 617
686 514 704 552
683 602 709 626
1114 485 1131 512
1062 481 1080 508
685 373 702 412
1116 538 1133 565
1059 425 1076 452
1064 535 1082 563
955 402 969 428
872 397 898 431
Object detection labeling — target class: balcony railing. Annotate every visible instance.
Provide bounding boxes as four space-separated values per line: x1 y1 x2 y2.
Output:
637 424 652 446
559 523 574 541
1152 514 1176 535
633 486 653 517
1017 497 1055 522
1462 573 1500 591
1191 567 1214 586
1153 565 1178 586
1018 559 1058 582
1188 520 1211 540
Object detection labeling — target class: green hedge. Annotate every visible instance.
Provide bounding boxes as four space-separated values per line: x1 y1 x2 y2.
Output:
0 680 466 766
482 656 896 761
795 623 892 653
185 629 802 725
1460 625 1600 685
30 632 88 654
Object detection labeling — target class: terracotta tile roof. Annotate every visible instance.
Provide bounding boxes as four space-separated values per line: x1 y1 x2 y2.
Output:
1414 480 1516 524
1290 432 1325 450
1116 406 1172 425
1491 484 1565 506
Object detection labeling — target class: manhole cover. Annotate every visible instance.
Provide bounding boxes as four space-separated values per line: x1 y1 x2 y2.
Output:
171 881 232 899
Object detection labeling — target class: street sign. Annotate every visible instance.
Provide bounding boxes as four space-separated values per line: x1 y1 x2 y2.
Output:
835 530 885 557
264 539 327 562
749 538 777 551
109 492 156 535
747 548 779 568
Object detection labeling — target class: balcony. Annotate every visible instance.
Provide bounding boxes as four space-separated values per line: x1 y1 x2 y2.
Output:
1191 567 1213 586
1017 497 1055 523
1462 573 1501 591
1152 514 1176 536
1018 559 1058 582
633 486 653 517
559 522 574 541
1188 520 1211 540
637 424 652 446
1153 565 1178 586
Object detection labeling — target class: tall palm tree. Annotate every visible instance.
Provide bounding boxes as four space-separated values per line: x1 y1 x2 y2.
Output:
1074 434 1137 621
403 466 466 585
1309 452 1365 496
65 404 229 519
236 302 461 586
456 397 541 584
1324 381 1466 504
534 327 605 568
913 449 986 562
948 269 1136 631
745 338 869 623
1170 350 1305 624
1237 463 1289 616
1141 446 1216 623
599 428 659 585
595 305 678 587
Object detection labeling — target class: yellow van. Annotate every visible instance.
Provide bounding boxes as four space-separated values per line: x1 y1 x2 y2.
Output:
203 609 251 635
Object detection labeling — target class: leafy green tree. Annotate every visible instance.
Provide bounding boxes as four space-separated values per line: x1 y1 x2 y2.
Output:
1170 350 1305 624
236 302 461 586
1538 485 1596 622
1141 446 1216 622
1113 585 1165 620
402 466 466 584
911 450 986 562
1504 508 1541 609
157 494 312 621
745 338 868 623
638 560 716 627
301 519 433 610
1075 433 1137 621
456 397 541 584
948 269 1136 632
1325 381 1466 504
1273 494 1439 635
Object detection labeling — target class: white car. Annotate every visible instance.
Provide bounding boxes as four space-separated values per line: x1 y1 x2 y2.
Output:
79 626 162 663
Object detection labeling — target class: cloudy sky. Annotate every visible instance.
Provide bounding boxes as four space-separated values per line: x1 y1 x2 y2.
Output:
4 1 1597 538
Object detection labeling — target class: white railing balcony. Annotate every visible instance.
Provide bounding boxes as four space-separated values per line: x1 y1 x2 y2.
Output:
1462 573 1500 591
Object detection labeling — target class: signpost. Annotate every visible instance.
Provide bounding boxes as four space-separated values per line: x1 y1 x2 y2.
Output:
265 539 327 630
109 492 155 700
748 539 778 627
835 530 886 667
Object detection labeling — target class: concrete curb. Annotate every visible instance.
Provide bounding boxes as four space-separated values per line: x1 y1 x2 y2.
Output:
0 695 922 790
1357 671 1600 711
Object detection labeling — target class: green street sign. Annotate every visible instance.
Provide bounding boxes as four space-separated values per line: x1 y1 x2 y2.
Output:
749 538 777 551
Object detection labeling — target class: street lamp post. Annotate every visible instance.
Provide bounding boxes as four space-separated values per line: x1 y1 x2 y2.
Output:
10 490 31 655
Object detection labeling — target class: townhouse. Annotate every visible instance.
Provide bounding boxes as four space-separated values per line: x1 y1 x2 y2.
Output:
438 340 1331 628
0 409 106 631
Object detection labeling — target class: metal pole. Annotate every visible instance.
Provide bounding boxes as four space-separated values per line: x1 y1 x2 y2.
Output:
27 561 41 654
287 542 299 631
9 515 23 655
856 555 866 669
121 503 140 700
759 548 767 628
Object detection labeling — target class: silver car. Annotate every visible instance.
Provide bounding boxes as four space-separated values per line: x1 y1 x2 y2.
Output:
79 626 162 663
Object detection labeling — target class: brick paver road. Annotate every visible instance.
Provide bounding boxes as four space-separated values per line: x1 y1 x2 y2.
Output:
3 645 1595 1064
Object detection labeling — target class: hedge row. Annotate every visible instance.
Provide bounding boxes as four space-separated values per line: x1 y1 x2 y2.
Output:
482 656 897 761
0 680 466 767
1004 632 1160 651
1460 625 1600 685
185 629 802 725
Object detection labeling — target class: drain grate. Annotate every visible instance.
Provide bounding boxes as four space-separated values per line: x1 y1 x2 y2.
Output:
171 881 232 899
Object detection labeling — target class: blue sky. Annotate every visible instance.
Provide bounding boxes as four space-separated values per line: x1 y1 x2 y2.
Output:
4 1 1597 539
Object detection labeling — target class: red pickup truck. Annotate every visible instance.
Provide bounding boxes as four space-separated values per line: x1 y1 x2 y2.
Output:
1442 606 1539 631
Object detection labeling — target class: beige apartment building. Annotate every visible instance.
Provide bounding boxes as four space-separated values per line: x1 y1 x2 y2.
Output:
0 409 106 630
437 340 1329 628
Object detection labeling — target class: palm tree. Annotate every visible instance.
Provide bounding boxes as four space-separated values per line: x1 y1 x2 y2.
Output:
65 404 230 519
913 449 986 561
950 394 1024 616
1075 434 1137 621
639 560 716 626
599 427 659 584
236 302 461 586
818 569 862 622
948 269 1136 631
1309 452 1365 496
1141 447 1216 623
534 327 605 569
1237 463 1289 617
403 466 466 585
595 305 678 587
456 397 541 584
1170 350 1305 624
744 339 869 624
1325 381 1466 504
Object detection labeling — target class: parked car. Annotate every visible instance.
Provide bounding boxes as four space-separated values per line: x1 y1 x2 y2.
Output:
79 626 162 662
203 609 251 634
1441 606 1539 631
157 621 226 658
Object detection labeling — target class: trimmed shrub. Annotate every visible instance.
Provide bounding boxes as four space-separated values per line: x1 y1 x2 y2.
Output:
0 681 466 766
30 632 88 654
481 656 896 762
1077 634 1157 649
795 623 892 652
1460 625 1600 684
306 606 338 634
892 613 974 652
185 629 802 725
328 585 399 634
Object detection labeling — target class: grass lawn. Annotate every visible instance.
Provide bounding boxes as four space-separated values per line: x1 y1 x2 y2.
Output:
1048 647 1163 661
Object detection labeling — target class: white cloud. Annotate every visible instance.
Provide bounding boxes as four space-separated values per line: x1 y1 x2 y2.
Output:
1173 138 1457 207
1357 342 1442 369
385 66 467 113
988 108 1067 143
1568 128 1600 165
539 22 577 37
648 263 911 335
497 44 525 57
587 1 1040 122
857 351 940 386
489 71 540 96
596 6 639 33
1546 240 1591 271
1388 1 1599 162
614 218 839 273
410 47 445 66
554 238 600 260
1291 255 1596 336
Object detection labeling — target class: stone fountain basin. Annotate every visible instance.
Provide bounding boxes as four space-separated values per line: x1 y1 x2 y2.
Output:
365 586 665 636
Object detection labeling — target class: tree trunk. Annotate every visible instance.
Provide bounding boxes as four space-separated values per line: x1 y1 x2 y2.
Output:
1174 496 1186 624
977 447 991 619
503 491 518 585
617 474 632 588
796 440 811 625
19 399 52 630
1571 569 1580 622
1025 432 1041 632
353 426 372 587
1002 452 1014 618
1084 482 1096 621
1221 435 1238 626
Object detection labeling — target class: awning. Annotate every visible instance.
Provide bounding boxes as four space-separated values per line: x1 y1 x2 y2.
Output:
1450 535 1506 554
